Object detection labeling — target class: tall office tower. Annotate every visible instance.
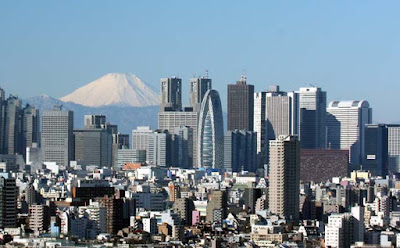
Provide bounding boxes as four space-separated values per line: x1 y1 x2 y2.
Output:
74 129 112 167
84 115 106 129
297 87 327 149
4 96 23 155
254 91 267 165
41 105 74 166
363 124 388 177
190 77 212 112
172 126 193 169
227 76 254 131
22 105 39 151
114 133 129 149
158 111 198 168
147 130 172 166
387 124 400 173
268 135 300 220
206 190 227 223
0 175 17 228
254 85 299 166
160 77 182 112
266 89 299 139
0 89 6 154
224 130 257 172
132 126 153 151
197 90 224 168
102 123 128 168
327 100 372 167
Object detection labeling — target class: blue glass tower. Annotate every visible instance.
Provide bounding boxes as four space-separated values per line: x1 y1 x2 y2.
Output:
197 90 224 168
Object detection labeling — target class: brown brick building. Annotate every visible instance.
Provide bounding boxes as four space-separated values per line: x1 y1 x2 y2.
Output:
300 149 348 183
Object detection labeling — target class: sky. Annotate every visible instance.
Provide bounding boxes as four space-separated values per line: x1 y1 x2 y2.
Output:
1 1 400 122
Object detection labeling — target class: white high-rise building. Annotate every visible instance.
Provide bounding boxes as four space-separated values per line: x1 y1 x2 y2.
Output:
158 111 198 168
41 106 74 166
132 126 153 151
387 124 400 173
147 130 171 167
327 100 372 166
254 91 267 164
254 85 298 166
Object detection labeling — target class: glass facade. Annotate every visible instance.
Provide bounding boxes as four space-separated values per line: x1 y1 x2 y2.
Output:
197 90 224 168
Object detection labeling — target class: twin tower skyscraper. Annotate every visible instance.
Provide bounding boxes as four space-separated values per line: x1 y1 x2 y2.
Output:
158 76 224 169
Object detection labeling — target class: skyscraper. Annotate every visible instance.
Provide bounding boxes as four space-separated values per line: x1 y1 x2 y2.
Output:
5 96 22 155
265 90 299 140
224 130 257 172
172 126 193 169
147 130 172 167
197 90 224 168
190 77 212 113
158 111 198 168
132 126 153 151
268 135 300 220
254 85 299 166
160 77 182 112
102 123 128 169
387 124 400 173
22 105 40 150
84 115 106 129
41 105 74 166
227 76 254 131
327 100 372 167
74 129 112 167
0 89 6 154
254 91 267 166
297 87 327 149
363 124 388 177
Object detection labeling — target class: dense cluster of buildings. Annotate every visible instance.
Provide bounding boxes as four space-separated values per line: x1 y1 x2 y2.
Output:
0 75 400 247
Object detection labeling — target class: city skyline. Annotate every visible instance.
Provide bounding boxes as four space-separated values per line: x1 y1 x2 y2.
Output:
1 1 400 123
2 2 400 247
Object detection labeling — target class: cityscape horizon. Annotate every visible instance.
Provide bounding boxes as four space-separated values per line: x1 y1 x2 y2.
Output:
1 1 400 247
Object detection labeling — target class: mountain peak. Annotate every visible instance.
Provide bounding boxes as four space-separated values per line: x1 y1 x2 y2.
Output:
60 73 159 107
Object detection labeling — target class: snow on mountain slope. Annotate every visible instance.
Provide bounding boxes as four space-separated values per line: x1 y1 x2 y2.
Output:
60 73 159 107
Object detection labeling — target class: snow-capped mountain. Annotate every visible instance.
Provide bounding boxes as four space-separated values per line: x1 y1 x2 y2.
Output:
60 73 159 107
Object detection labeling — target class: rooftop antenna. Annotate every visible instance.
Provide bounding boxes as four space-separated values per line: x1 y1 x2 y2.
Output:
241 69 247 82
205 70 209 79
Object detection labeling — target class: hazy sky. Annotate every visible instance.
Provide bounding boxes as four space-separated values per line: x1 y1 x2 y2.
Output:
1 1 399 122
